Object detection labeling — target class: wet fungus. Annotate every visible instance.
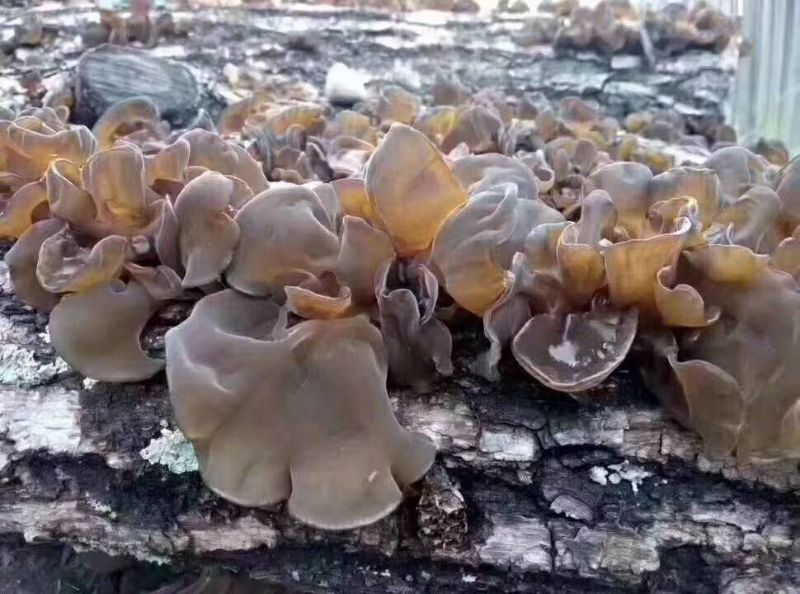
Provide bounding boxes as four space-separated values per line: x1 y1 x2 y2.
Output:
3 65 800 531
165 291 435 529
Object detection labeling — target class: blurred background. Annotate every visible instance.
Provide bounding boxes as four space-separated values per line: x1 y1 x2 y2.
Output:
647 0 799 156
638 0 798 155
3 0 798 153
86 0 797 153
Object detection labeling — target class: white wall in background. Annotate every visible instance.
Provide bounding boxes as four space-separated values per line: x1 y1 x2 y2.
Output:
733 0 800 153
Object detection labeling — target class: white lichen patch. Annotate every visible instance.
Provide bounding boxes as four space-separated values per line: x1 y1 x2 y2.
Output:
608 462 652 494
0 317 68 387
0 343 69 387
86 496 117 520
589 466 609 485
589 462 651 494
139 427 199 473
0 387 83 465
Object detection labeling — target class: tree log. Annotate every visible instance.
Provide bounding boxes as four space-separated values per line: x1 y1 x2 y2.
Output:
1 5 797 594
1 240 799 593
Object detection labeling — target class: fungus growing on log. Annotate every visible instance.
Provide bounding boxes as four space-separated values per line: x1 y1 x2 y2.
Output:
49 280 163 382
3 65 800 533
226 185 340 298
172 171 240 288
364 123 466 256
165 290 435 529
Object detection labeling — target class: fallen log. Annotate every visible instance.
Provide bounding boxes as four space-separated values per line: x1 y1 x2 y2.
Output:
0 251 798 593
0 4 796 594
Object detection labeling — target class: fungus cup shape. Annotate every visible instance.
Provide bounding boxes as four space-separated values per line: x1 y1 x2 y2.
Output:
165 290 436 530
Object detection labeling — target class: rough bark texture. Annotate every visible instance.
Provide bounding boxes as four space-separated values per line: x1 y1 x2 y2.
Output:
1 4 798 594
2 250 800 593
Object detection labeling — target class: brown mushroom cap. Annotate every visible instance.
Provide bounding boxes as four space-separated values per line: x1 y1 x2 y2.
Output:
375 260 453 390
772 226 800 279
308 182 342 233
705 146 770 201
327 136 374 178
512 306 638 392
325 110 378 145
173 171 240 288
521 221 572 312
664 343 745 457
603 214 693 312
432 183 562 316
658 244 800 459
555 189 615 307
451 153 540 200
154 197 181 273
4 117 96 180
82 144 153 234
335 215 394 306
4 218 64 312
775 156 800 228
583 161 653 237
92 96 161 149
253 103 325 137
36 229 128 293
217 91 273 137
365 123 466 256
0 180 49 238
713 185 781 251
49 280 163 382
125 262 184 300
440 106 503 154
654 265 720 327
375 85 422 125
331 178 380 226
165 291 435 529
287 315 437 528
413 106 460 146
472 251 534 381
226 186 340 297
285 274 353 319
181 129 268 194
45 159 96 226
519 152 556 195
145 137 190 184
649 166 722 226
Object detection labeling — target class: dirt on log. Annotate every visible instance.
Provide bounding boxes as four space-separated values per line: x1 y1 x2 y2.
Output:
0 4 798 594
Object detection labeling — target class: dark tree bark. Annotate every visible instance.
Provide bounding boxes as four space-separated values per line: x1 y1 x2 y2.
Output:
1 5 797 594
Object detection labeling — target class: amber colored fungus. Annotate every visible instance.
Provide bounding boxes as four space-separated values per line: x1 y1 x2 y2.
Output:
2 63 799 528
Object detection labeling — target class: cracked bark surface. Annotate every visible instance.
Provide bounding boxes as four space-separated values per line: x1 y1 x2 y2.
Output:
1 5 797 594
1 244 799 593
